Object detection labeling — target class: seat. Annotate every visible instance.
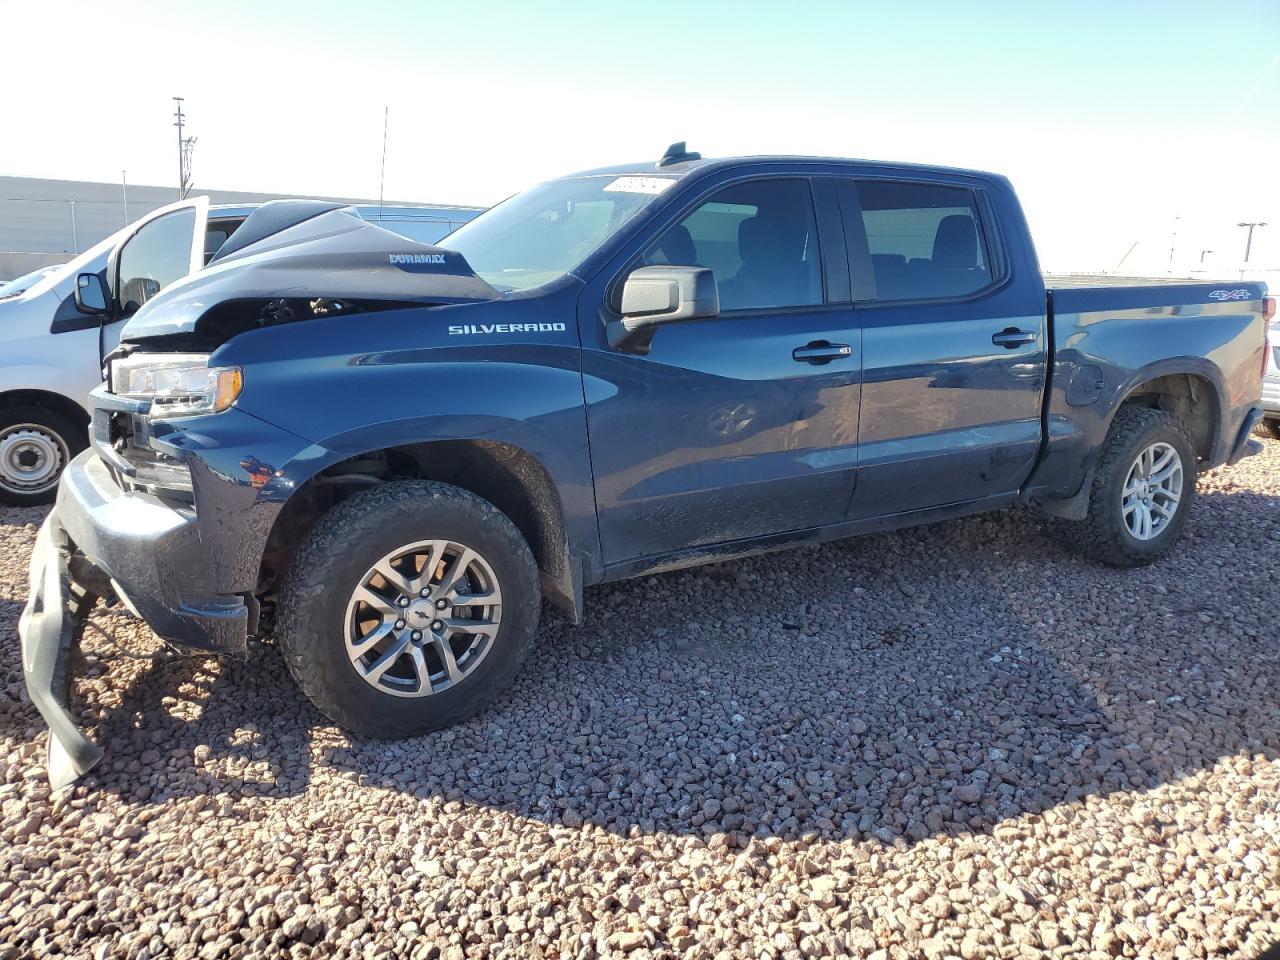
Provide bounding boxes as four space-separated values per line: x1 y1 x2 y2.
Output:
932 215 978 269
649 224 697 266
870 253 910 299
120 276 161 314
720 216 810 311
927 215 986 296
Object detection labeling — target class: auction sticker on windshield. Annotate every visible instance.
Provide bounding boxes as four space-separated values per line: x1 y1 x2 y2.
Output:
602 176 677 195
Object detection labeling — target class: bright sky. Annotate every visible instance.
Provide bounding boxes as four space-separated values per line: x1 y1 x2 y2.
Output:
3 0 1278 273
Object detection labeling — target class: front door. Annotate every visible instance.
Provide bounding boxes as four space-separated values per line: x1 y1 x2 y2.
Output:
580 176 863 566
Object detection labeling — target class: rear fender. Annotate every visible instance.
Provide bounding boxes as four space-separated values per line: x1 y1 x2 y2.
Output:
1029 356 1228 503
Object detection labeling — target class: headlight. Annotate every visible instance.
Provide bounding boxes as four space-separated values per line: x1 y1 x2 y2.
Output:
111 353 242 418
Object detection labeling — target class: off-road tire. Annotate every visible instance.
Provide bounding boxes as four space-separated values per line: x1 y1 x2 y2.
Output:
0 405 86 507
275 480 540 738
1253 417 1280 440
1070 406 1197 567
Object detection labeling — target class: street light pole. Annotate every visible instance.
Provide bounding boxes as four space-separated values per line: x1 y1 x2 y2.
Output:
1236 221 1268 263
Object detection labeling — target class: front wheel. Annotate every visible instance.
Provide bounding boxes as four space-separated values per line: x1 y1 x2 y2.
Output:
1253 417 1280 440
275 480 541 738
0 406 85 507
1070 406 1197 567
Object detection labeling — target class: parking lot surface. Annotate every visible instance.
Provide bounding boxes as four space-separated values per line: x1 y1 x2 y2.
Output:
1 441 1278 959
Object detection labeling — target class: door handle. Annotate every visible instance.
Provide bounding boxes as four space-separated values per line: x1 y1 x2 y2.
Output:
992 327 1036 348
792 341 853 364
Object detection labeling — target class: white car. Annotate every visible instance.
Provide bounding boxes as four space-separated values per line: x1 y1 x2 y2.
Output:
1260 317 1280 439
0 199 481 505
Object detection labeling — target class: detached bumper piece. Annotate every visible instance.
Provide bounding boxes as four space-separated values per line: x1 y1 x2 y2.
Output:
19 450 255 787
18 517 102 789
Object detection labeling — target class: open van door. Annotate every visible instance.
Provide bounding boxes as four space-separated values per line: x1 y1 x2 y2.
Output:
97 195 211 359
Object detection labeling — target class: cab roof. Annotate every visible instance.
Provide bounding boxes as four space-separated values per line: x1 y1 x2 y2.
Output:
561 143 998 183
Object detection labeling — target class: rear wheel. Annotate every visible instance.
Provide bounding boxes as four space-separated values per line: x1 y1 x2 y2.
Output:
0 406 85 507
1069 406 1197 567
276 480 540 738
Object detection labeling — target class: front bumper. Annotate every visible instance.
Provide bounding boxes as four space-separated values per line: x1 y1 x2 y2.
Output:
18 451 254 787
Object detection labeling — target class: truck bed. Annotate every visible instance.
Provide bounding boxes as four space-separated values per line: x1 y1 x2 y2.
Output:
1044 273 1227 288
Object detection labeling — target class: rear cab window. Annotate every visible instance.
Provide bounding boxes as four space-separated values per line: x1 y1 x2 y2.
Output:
850 180 995 302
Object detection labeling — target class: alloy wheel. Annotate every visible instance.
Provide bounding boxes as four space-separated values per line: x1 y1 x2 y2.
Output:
1121 441 1183 541
343 539 502 698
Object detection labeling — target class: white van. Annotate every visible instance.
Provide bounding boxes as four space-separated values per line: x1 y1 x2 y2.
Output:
0 198 480 504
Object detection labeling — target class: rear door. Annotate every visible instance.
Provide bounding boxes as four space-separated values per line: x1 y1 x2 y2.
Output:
839 176 1048 519
579 174 863 566
101 196 210 359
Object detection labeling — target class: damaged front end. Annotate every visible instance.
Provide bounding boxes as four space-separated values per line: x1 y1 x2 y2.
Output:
18 516 105 788
17 201 505 787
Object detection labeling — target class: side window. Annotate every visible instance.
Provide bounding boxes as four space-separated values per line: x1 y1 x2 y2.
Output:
854 181 992 301
116 207 197 315
203 218 246 264
644 178 823 312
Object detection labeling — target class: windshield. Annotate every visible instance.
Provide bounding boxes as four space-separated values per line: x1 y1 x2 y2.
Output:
443 175 677 292
0 266 58 300
0 227 127 303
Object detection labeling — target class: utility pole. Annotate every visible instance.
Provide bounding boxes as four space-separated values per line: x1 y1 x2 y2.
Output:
1236 221 1268 263
173 97 186 198
121 170 129 226
1167 214 1180 272
1199 249 1213 264
67 200 79 253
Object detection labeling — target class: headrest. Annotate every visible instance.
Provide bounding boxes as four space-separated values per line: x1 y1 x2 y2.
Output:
654 224 696 266
738 216 782 265
932 215 978 269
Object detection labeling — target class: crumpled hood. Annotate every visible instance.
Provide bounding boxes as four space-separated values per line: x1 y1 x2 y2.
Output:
121 206 499 342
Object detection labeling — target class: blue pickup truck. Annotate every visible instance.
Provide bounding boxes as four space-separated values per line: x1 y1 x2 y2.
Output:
20 144 1273 785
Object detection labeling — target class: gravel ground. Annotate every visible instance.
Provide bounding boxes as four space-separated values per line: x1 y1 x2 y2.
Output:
1 440 1278 960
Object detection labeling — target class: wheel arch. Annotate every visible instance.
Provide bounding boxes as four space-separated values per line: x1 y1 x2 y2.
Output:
0 388 91 431
259 437 582 622
1108 359 1224 463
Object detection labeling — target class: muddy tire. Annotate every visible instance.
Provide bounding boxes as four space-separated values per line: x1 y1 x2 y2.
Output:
275 480 540 738
1253 417 1280 440
1068 406 1197 568
0 406 85 507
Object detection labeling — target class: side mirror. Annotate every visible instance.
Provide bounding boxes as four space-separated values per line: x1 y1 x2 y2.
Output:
608 265 719 353
74 272 109 316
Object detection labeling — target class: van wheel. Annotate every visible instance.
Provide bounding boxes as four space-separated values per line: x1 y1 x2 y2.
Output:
0 406 85 507
1072 407 1197 567
275 480 540 738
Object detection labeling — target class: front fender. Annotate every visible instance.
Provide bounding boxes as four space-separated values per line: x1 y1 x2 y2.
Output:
186 290 599 586
0 362 96 417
